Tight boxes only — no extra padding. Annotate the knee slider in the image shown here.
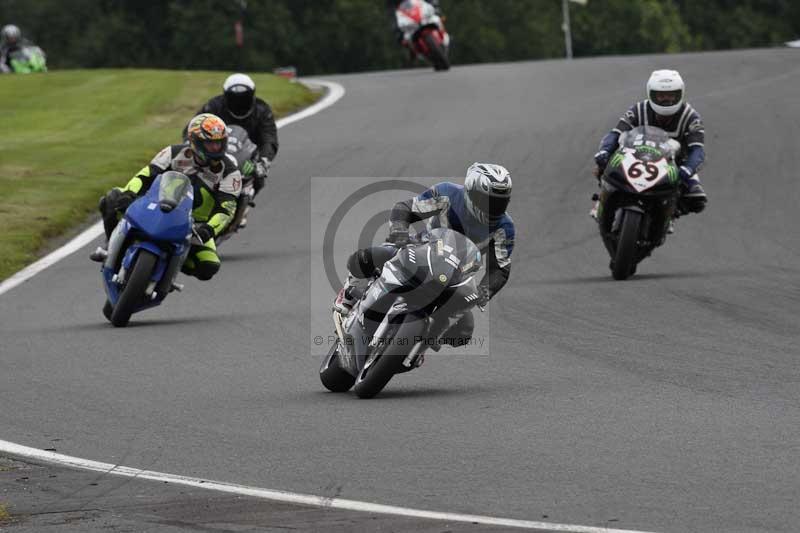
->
[193,261,220,281]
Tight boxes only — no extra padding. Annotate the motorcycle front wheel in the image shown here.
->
[320,341,356,392]
[423,33,450,71]
[353,318,424,399]
[612,210,642,281]
[110,249,157,327]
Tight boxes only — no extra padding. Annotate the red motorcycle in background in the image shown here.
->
[395,0,450,71]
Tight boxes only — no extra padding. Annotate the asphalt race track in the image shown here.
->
[2,49,799,533]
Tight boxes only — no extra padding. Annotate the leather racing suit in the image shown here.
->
[100,144,243,280]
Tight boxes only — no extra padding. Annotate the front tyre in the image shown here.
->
[320,342,356,392]
[353,319,424,399]
[423,33,450,71]
[353,344,404,399]
[110,250,157,327]
[612,210,642,281]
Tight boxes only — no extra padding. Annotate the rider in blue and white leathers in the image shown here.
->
[334,163,515,351]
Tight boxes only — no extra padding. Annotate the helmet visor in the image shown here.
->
[468,189,510,221]
[203,139,226,159]
[650,89,683,107]
[225,88,255,117]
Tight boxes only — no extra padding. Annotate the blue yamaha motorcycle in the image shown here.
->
[101,171,194,327]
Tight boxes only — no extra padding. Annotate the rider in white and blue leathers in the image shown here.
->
[334,163,515,352]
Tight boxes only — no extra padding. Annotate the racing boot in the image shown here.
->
[680,177,708,213]
[89,246,108,263]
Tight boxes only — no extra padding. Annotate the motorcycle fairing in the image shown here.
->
[100,173,192,310]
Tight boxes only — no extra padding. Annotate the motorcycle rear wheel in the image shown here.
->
[110,250,157,327]
[612,210,642,281]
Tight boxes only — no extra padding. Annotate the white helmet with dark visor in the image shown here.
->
[647,69,685,117]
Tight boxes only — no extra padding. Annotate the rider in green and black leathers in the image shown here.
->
[91,114,243,281]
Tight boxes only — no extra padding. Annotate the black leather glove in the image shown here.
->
[110,188,136,210]
[387,229,410,247]
[100,189,135,216]
[387,221,410,247]
[193,223,215,244]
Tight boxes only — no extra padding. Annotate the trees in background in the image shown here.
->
[1,0,798,74]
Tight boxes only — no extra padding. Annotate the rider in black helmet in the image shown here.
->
[183,73,278,198]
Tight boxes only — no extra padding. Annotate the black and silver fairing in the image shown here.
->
[339,228,481,373]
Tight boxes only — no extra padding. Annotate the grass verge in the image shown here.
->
[0,502,9,522]
[0,69,318,281]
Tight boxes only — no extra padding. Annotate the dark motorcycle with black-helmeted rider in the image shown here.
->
[596,125,686,280]
[320,228,483,399]
[217,125,258,244]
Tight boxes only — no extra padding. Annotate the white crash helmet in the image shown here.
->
[1,24,21,46]
[647,69,685,117]
[223,73,256,119]
[463,163,512,225]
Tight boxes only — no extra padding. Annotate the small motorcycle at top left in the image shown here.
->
[99,171,194,327]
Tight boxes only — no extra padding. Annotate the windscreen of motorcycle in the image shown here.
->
[158,171,193,206]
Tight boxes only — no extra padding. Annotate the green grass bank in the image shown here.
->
[0,70,318,281]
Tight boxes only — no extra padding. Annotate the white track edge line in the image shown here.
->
[0,439,657,533]
[0,79,345,298]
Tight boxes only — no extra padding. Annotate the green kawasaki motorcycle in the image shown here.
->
[7,45,47,73]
